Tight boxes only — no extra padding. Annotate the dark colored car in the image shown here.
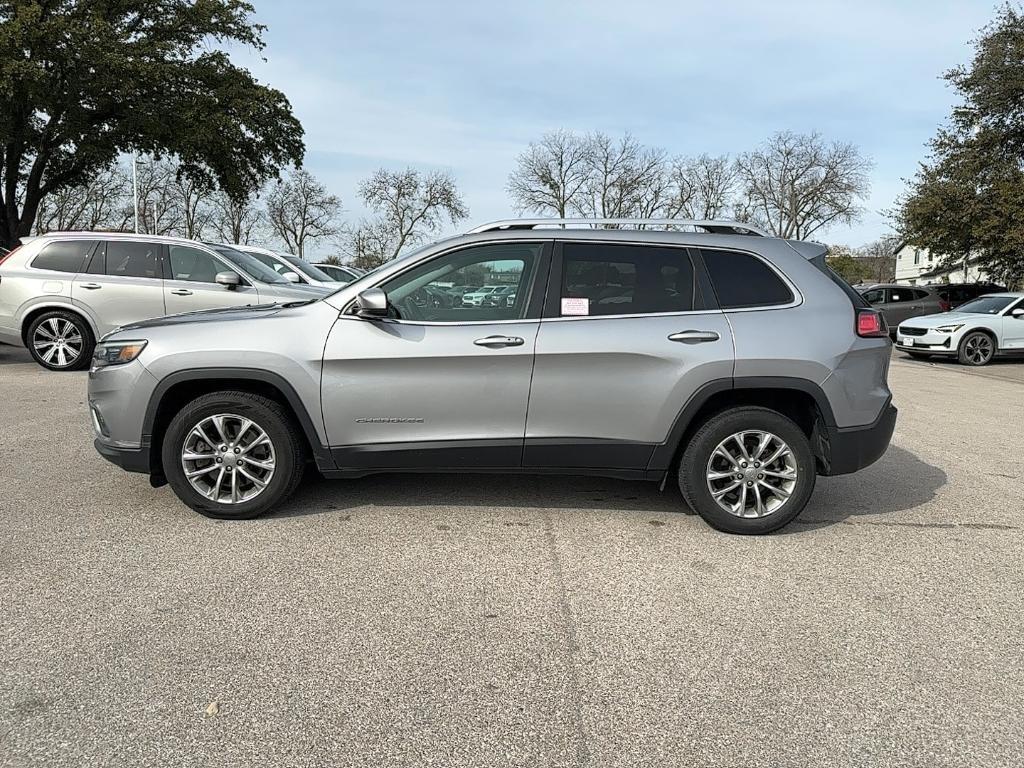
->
[933,283,1008,311]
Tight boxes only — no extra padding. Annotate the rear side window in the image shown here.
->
[31,241,96,273]
[701,249,793,308]
[560,242,695,316]
[104,241,162,279]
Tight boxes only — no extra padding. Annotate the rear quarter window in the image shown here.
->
[30,240,97,273]
[701,249,794,309]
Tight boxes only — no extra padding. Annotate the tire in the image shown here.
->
[25,311,94,371]
[678,407,816,535]
[957,331,995,366]
[161,391,306,519]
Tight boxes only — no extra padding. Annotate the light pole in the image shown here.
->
[132,153,140,233]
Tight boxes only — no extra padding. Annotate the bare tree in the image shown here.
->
[171,174,213,240]
[135,157,182,236]
[265,169,341,257]
[345,167,468,268]
[576,133,668,220]
[508,130,591,217]
[671,154,740,220]
[735,131,871,239]
[210,189,264,244]
[34,163,133,234]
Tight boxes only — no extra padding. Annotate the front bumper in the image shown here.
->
[94,438,151,474]
[894,328,957,354]
[817,403,898,476]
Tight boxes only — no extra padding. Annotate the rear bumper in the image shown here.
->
[94,438,151,474]
[818,403,897,476]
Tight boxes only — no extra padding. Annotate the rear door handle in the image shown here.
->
[80,282,102,290]
[474,335,524,348]
[170,289,193,296]
[668,330,720,344]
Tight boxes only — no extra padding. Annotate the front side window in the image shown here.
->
[105,241,162,279]
[211,246,288,284]
[168,245,224,283]
[558,242,695,317]
[380,242,542,323]
[31,240,96,273]
[701,249,793,309]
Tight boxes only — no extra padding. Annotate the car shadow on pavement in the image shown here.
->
[269,444,947,532]
[0,343,32,365]
[787,445,947,532]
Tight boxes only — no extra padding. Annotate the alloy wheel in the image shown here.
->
[964,334,993,365]
[705,430,798,518]
[181,413,276,504]
[32,318,84,368]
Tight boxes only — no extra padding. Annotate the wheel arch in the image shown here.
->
[143,368,333,480]
[20,303,97,346]
[648,377,835,474]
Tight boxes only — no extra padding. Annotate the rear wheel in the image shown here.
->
[678,407,816,535]
[161,391,305,519]
[958,331,995,366]
[26,311,93,371]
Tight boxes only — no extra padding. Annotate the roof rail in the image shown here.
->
[467,218,770,237]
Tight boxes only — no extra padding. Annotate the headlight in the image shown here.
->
[93,340,147,367]
[935,324,964,333]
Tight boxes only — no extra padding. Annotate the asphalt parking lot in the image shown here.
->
[1,344,1022,768]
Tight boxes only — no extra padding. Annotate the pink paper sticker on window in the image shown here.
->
[561,297,589,316]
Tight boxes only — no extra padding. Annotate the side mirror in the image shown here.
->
[215,271,241,290]
[283,271,301,284]
[355,287,389,319]
[1012,308,1024,318]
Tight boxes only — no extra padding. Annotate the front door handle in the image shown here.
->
[668,330,720,344]
[474,335,524,348]
[170,289,193,296]
[80,282,102,290]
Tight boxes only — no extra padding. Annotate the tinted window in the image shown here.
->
[913,289,931,300]
[105,241,162,279]
[168,245,223,283]
[31,241,96,273]
[887,287,914,303]
[956,296,1016,315]
[862,288,884,304]
[212,246,288,284]
[381,242,542,322]
[560,243,695,316]
[701,249,793,309]
[280,254,337,282]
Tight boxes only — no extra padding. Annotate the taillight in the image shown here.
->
[857,309,888,338]
[938,300,951,312]
[0,245,20,268]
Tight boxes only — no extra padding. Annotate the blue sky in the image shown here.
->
[240,0,997,248]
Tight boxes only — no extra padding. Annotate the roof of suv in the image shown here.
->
[23,231,208,247]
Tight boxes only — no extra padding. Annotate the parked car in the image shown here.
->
[857,284,944,332]
[462,285,502,306]
[484,285,517,306]
[895,292,1024,365]
[932,282,1008,311]
[313,263,365,283]
[88,218,896,535]
[0,233,329,371]
[232,245,344,288]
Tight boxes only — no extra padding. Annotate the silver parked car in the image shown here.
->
[313,263,365,283]
[0,233,330,371]
[232,245,344,288]
[88,218,897,535]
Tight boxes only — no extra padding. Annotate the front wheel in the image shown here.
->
[161,391,306,519]
[958,331,995,366]
[678,407,816,535]
[26,311,94,371]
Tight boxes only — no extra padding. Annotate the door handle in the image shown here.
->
[79,282,102,290]
[474,335,525,348]
[668,330,720,344]
[170,289,193,296]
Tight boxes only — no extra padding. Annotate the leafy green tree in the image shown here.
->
[897,4,1024,288]
[0,0,304,249]
[826,246,872,285]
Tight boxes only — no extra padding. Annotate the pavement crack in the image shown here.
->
[543,512,592,767]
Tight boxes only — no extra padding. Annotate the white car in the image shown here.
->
[231,245,345,288]
[461,285,501,307]
[895,292,1024,366]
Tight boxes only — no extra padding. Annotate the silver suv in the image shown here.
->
[0,233,331,370]
[87,219,897,534]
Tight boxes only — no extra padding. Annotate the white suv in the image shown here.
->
[0,233,330,370]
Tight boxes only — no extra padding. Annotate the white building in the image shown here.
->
[893,242,993,285]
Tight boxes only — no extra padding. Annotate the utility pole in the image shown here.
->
[132,154,140,234]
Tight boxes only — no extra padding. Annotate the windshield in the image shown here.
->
[212,246,289,284]
[955,296,1015,315]
[280,254,340,282]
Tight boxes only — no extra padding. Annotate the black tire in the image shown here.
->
[25,310,94,371]
[161,391,306,519]
[678,407,816,535]
[957,331,995,366]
